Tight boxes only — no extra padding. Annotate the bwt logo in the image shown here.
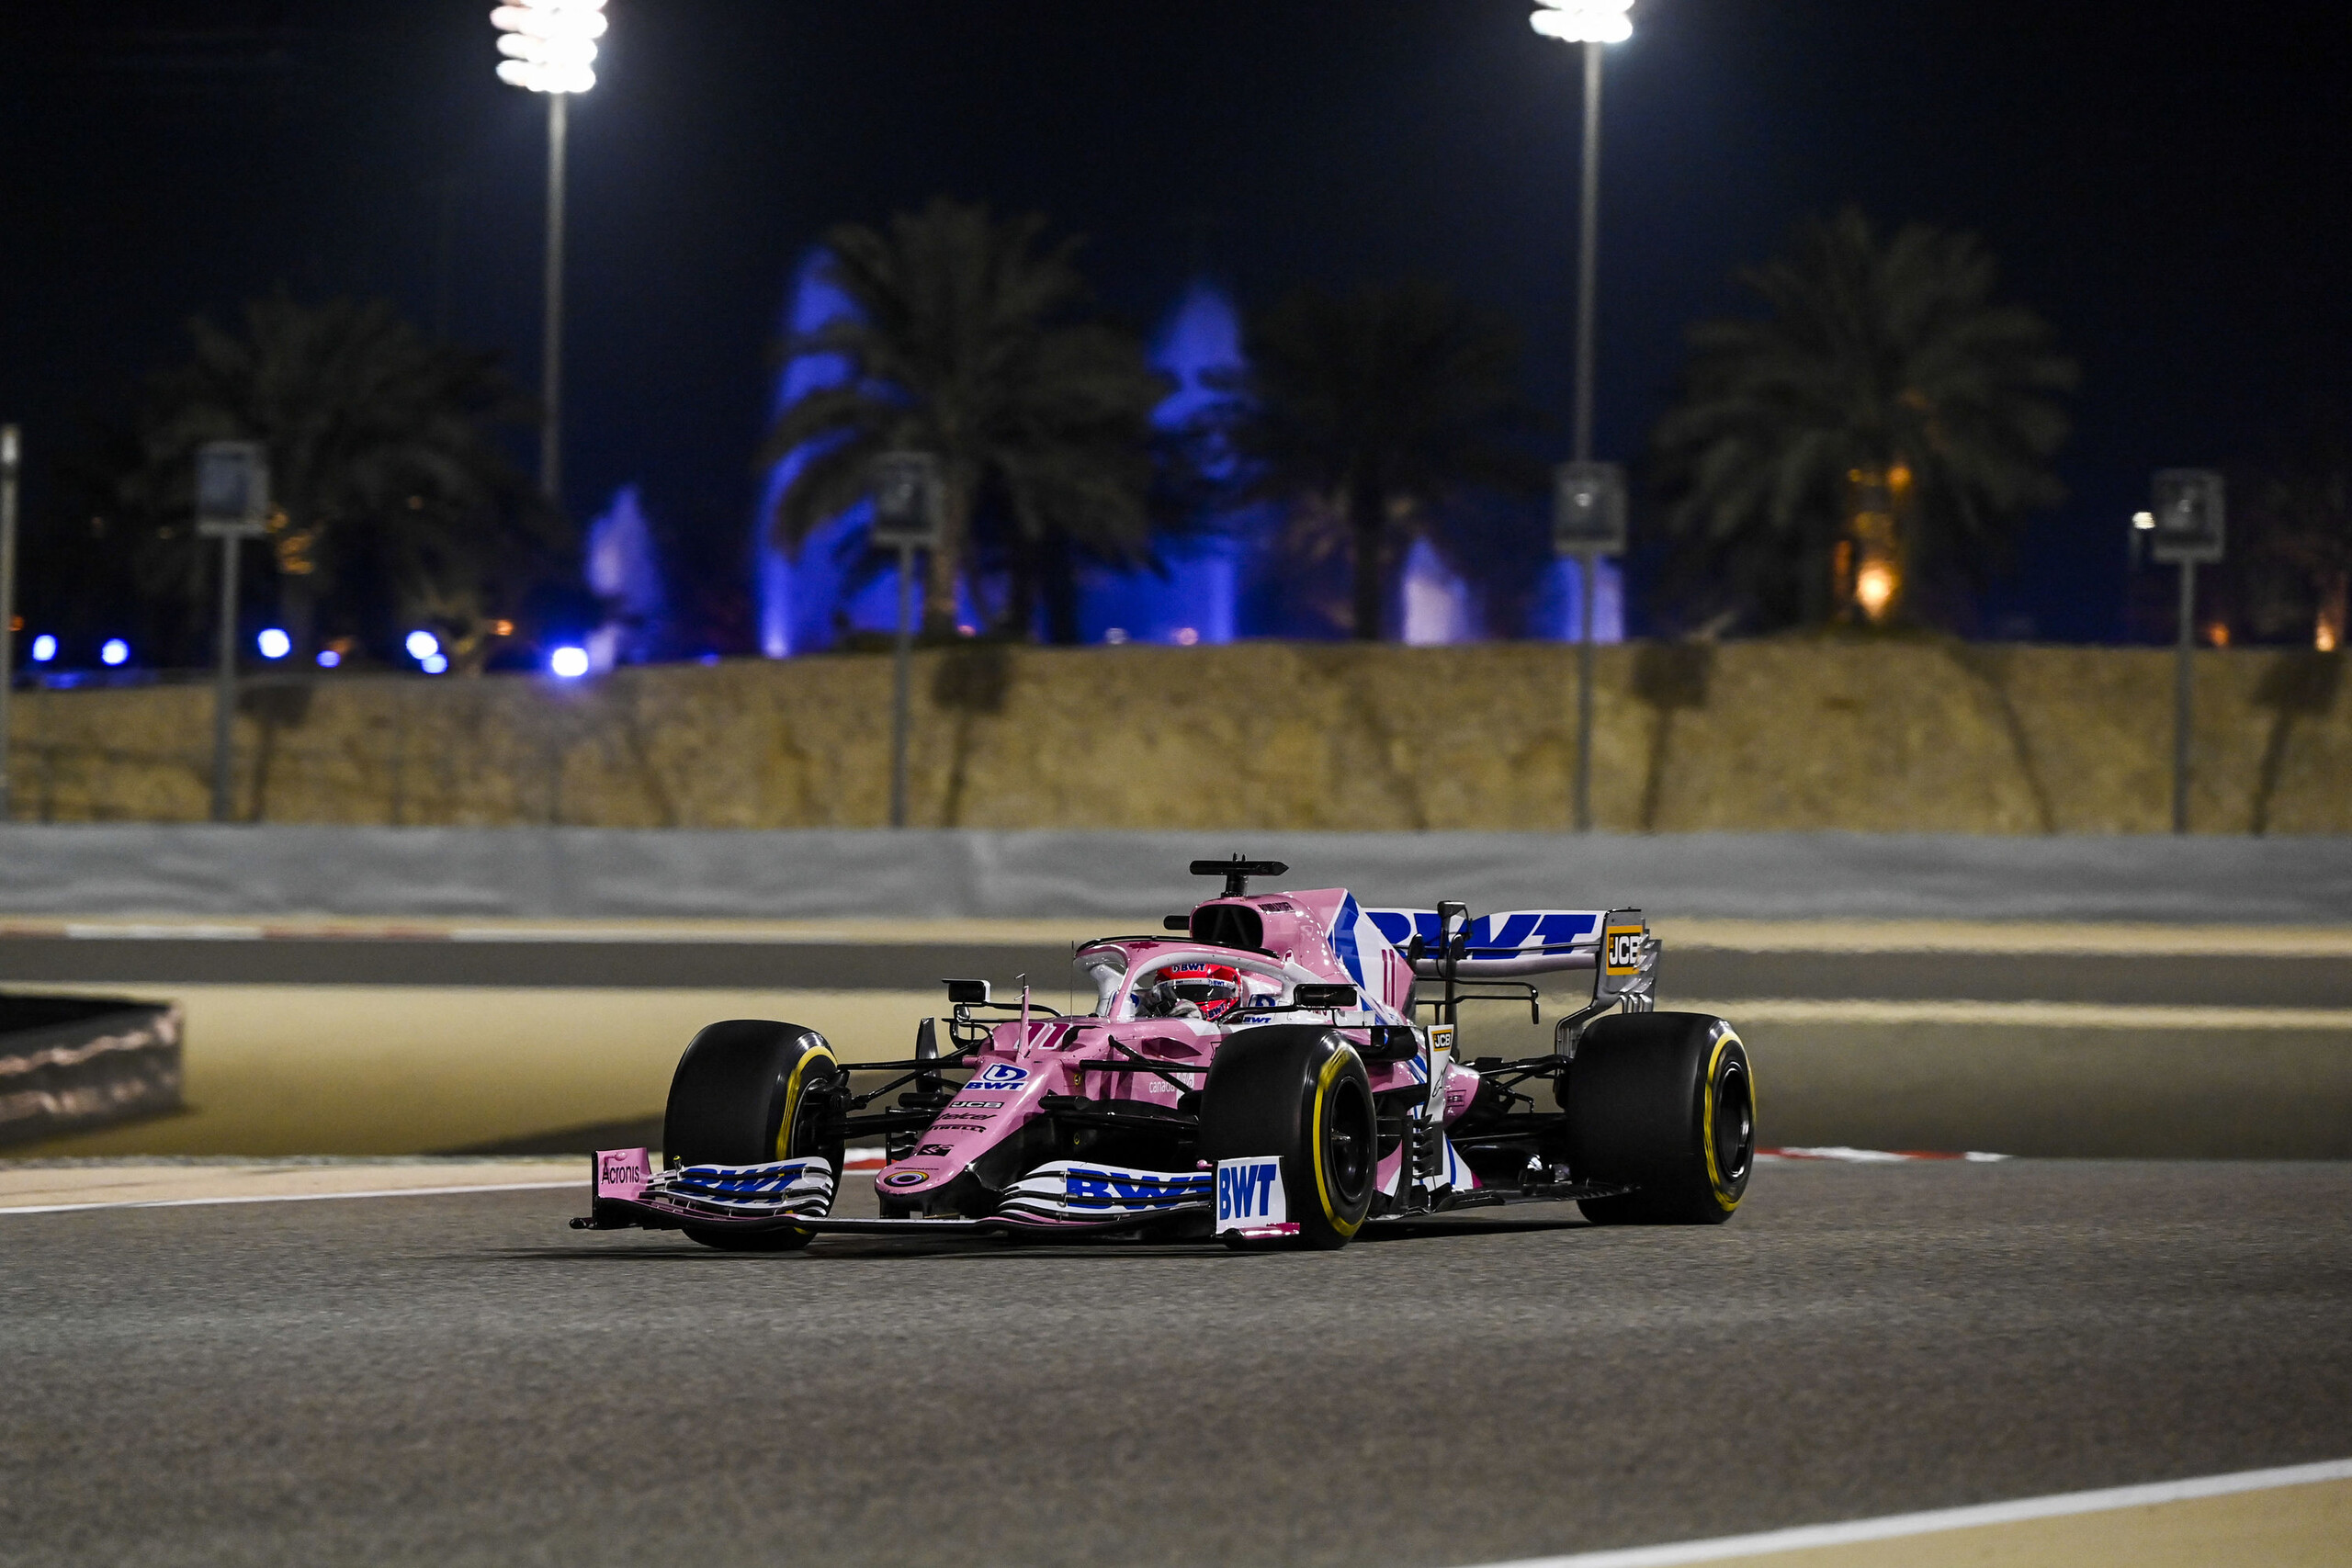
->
[704,1173,804,1195]
[970,1064,1031,1089]
[1069,1173,1197,1203]
[1216,1159,1284,1225]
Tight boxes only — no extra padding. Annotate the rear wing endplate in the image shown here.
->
[1591,909,1657,1011]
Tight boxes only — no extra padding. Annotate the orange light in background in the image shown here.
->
[1854,561,1897,623]
[2204,622,2230,648]
[2320,625,2340,653]
[492,619,515,637]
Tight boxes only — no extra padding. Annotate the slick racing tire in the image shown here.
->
[1200,1025,1377,1251]
[1564,1011,1754,1226]
[662,1020,842,1252]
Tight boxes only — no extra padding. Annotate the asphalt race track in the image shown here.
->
[5,1159,2348,1566]
[6,931,2351,1006]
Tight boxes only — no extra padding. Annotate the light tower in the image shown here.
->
[1530,0,1634,468]
[1532,0,1634,832]
[491,0,608,507]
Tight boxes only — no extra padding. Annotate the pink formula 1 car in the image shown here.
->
[573,857,1755,1250]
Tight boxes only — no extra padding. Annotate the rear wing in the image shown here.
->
[1363,905,1657,1007]
[1364,908,1603,978]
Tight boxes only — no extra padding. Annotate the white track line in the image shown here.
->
[1686,997,2352,1030]
[10,1151,893,1216]
[1456,1457,2352,1568]
[2,1179,582,1217]
[1758,1146,2010,1164]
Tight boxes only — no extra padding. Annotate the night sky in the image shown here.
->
[4,1,2346,643]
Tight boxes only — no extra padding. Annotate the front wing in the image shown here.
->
[573,1148,1624,1241]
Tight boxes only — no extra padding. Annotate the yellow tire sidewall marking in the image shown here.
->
[1700,1028,1746,1213]
[1311,1044,1365,1237]
[775,1040,836,1164]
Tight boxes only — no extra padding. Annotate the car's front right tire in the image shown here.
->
[662,1020,841,1252]
[1200,1025,1377,1250]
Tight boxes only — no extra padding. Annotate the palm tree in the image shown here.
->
[117,294,553,664]
[1652,209,2076,630]
[2236,423,2352,649]
[762,198,1169,637]
[1209,281,1532,640]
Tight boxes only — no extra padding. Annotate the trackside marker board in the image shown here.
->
[1215,1157,1286,1235]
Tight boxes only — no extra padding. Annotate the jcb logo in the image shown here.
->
[1605,927,1645,975]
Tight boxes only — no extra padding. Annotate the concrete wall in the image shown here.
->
[6,640,2346,833]
[6,826,2349,920]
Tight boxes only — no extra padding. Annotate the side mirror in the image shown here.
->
[1295,983,1358,1010]
[943,978,991,1006]
[1358,1025,1421,1063]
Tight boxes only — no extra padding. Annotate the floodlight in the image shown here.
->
[492,0,607,94]
[1532,0,1634,44]
[549,645,590,678]
[100,638,130,667]
[30,634,55,663]
[1855,561,1898,622]
[421,653,450,675]
[406,630,441,661]
[256,627,291,660]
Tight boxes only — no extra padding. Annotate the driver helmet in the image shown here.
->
[1144,961,1250,1021]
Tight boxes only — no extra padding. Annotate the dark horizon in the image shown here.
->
[5,0,2346,646]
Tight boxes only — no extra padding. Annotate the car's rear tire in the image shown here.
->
[1200,1025,1377,1250]
[1564,1011,1753,1225]
[662,1020,842,1252]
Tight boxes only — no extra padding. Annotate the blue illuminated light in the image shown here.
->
[99,638,130,667]
[548,646,590,679]
[256,627,291,660]
[316,649,343,669]
[404,630,440,661]
[584,485,668,667]
[758,270,1273,653]
[29,634,56,663]
[420,653,449,675]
